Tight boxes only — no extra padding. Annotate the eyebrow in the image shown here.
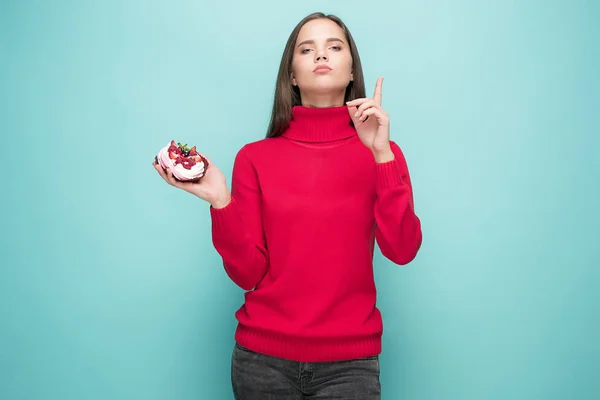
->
[296,37,345,48]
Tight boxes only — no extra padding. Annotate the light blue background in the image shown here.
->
[1,1,598,399]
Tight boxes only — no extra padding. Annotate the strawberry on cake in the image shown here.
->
[156,141,209,182]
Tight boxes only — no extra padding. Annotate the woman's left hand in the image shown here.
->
[347,77,393,161]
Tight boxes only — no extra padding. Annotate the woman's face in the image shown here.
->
[291,18,353,107]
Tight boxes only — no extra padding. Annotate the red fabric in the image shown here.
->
[210,105,422,362]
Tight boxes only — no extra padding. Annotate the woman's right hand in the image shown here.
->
[152,155,231,208]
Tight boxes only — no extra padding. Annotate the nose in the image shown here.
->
[316,51,328,62]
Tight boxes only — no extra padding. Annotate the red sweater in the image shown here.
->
[210,105,422,362]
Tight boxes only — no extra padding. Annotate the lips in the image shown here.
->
[313,65,332,72]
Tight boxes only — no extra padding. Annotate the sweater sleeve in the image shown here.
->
[374,140,423,265]
[210,145,268,290]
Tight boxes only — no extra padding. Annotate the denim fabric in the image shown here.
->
[231,342,381,399]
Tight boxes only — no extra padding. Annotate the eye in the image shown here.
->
[300,45,343,54]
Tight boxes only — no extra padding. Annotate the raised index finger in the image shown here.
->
[373,77,383,106]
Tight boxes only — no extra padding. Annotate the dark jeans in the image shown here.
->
[231,342,381,399]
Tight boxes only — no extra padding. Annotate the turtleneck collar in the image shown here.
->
[281,105,357,143]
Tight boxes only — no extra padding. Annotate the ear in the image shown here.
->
[291,73,296,86]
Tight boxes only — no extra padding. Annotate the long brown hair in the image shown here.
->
[265,13,366,139]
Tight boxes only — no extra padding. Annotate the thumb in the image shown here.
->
[347,105,359,123]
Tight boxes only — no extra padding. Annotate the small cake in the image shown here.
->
[155,140,209,182]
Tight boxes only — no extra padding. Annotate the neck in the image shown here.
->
[282,105,357,143]
[296,89,346,108]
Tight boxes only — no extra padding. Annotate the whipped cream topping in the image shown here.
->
[157,143,206,181]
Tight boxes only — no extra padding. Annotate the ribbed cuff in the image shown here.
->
[209,196,239,230]
[375,159,404,191]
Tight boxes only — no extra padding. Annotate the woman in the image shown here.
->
[153,12,422,400]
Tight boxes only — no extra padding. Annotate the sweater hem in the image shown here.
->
[234,324,382,362]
